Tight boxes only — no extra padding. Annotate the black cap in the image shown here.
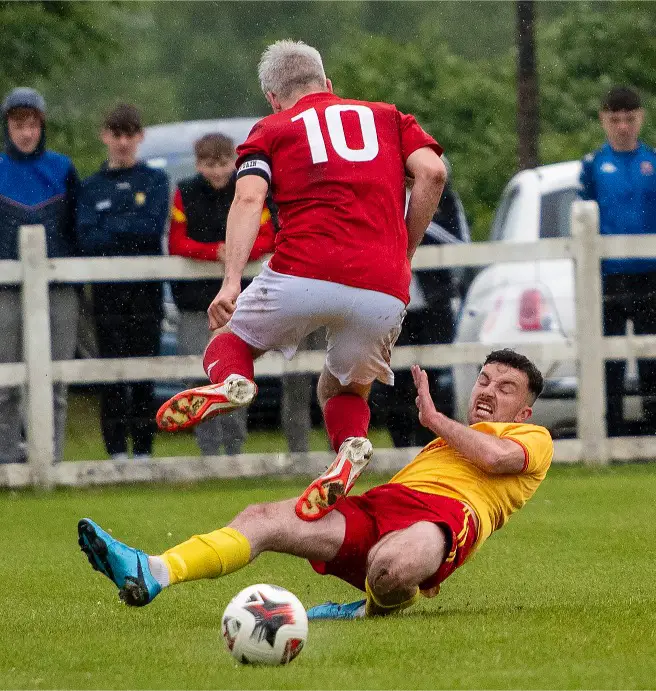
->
[2,87,46,117]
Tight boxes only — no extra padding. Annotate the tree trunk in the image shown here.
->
[516,0,539,169]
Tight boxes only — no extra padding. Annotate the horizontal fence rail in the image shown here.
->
[2,204,656,488]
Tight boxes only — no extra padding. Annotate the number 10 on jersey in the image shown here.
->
[292,105,380,164]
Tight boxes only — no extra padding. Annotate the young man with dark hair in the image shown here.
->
[78,348,553,620]
[168,133,274,456]
[76,103,169,461]
[579,85,656,436]
[482,348,544,401]
[0,87,79,463]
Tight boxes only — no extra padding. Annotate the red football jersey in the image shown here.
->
[236,92,442,304]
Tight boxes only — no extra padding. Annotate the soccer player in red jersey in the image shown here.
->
[156,40,447,521]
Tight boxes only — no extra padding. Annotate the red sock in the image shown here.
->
[202,333,255,384]
[323,394,370,452]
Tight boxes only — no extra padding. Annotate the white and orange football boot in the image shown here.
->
[295,437,373,521]
[156,374,257,432]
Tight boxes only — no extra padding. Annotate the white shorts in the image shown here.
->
[229,263,406,386]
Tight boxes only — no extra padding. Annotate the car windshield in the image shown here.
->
[539,188,578,238]
[490,186,522,241]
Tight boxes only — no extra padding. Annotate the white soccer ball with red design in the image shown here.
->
[221,583,308,665]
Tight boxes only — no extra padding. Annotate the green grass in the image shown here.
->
[1,464,656,689]
[63,392,393,460]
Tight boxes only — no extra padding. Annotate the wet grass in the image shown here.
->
[1,464,655,689]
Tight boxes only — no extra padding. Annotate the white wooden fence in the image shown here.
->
[2,200,656,489]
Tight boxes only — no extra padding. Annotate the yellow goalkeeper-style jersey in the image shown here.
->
[389,422,553,548]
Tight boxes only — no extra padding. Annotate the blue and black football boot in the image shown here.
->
[77,518,161,607]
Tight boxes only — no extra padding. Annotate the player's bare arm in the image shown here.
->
[411,364,527,474]
[405,148,447,260]
[207,175,268,330]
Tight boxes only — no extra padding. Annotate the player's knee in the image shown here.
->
[317,369,342,408]
[233,500,297,548]
[235,502,279,531]
[367,551,415,594]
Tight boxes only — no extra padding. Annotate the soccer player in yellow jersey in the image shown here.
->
[78,349,553,619]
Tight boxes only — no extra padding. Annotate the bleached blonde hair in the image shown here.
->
[258,40,327,99]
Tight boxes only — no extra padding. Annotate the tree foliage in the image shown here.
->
[330,1,656,238]
[329,36,516,238]
[0,1,126,174]
[2,1,654,235]
[0,2,117,94]
[539,1,656,164]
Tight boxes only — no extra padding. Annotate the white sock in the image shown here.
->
[148,556,170,588]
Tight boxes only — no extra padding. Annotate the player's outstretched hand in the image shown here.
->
[411,364,439,430]
[208,283,241,330]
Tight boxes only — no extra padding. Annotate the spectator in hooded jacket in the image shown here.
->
[76,103,169,461]
[0,87,79,463]
[168,133,274,455]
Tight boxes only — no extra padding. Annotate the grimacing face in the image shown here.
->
[599,108,644,152]
[467,361,533,425]
[7,110,42,154]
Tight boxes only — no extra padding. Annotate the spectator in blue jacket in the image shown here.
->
[0,87,79,464]
[579,86,656,436]
[76,104,169,460]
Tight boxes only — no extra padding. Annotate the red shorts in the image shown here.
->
[309,484,477,594]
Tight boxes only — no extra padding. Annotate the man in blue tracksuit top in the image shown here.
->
[76,104,169,460]
[579,86,656,436]
[0,87,79,463]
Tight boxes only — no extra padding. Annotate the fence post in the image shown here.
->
[571,201,609,465]
[19,225,55,488]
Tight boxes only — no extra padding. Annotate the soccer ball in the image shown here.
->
[221,584,308,665]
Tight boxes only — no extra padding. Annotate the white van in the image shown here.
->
[453,161,641,437]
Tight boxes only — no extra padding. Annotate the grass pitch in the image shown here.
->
[1,464,655,690]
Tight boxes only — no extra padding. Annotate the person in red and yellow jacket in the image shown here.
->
[168,133,275,456]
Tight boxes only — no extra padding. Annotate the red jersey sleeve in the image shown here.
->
[168,187,222,261]
[398,111,443,161]
[236,121,273,185]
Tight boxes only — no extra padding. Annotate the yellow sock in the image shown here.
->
[160,527,251,585]
[365,578,420,617]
